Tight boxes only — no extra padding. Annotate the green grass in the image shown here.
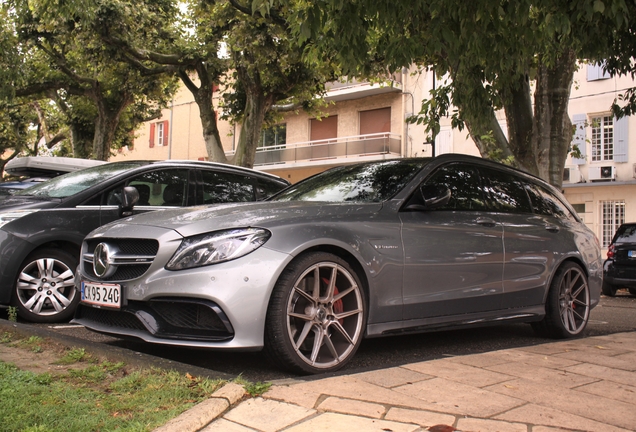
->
[0,359,226,432]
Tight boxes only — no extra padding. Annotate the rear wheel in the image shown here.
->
[601,280,618,297]
[532,262,590,339]
[265,252,366,374]
[11,248,79,323]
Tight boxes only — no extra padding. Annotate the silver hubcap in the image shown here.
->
[286,262,364,369]
[17,258,75,316]
[558,267,590,334]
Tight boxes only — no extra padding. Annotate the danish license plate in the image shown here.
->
[81,281,121,308]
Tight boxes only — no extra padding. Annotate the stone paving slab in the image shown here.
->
[223,398,315,432]
[317,397,386,418]
[403,358,513,387]
[283,412,419,432]
[353,366,433,388]
[455,417,527,432]
[484,360,598,388]
[384,407,455,428]
[494,403,632,432]
[486,377,636,430]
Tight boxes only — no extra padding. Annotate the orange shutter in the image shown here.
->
[149,123,155,148]
[163,120,169,146]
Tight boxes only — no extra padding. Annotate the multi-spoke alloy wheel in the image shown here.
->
[266,252,366,374]
[532,262,590,338]
[12,248,79,323]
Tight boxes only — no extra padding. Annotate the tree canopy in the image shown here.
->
[253,0,634,187]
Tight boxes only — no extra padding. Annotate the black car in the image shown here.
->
[603,222,636,296]
[0,160,290,323]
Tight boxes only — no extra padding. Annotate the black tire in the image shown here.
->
[532,262,590,339]
[602,280,618,297]
[264,252,367,375]
[629,288,636,296]
[11,248,80,323]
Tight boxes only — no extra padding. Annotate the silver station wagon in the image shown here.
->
[74,154,602,374]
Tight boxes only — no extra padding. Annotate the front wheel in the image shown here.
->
[532,262,590,339]
[11,248,80,323]
[265,252,366,374]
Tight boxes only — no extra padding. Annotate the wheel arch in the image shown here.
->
[543,256,590,304]
[291,244,371,308]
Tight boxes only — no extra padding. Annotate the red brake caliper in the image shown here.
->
[322,277,344,324]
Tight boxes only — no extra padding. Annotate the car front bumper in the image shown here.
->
[73,245,293,350]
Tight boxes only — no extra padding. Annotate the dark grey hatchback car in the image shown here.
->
[0,160,290,323]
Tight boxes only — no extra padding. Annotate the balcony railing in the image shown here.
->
[227,133,402,166]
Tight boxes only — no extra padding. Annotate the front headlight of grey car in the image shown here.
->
[166,227,271,270]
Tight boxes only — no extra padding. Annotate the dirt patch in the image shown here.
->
[0,333,92,375]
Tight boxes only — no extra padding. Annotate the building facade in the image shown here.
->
[112,64,635,252]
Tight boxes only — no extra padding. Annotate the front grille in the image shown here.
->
[84,264,152,282]
[82,238,159,282]
[76,299,234,342]
[86,238,159,256]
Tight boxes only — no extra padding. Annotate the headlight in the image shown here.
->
[166,228,271,270]
[0,209,41,229]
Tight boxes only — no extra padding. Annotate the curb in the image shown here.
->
[154,382,247,432]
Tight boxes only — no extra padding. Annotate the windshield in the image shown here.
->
[14,162,147,199]
[271,159,429,203]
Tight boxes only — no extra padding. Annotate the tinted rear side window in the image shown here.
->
[526,183,575,221]
[201,171,255,204]
[480,167,533,214]
[423,164,487,211]
[613,225,636,244]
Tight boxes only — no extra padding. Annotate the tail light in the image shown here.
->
[607,243,615,259]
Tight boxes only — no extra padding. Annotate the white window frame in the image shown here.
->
[591,115,614,162]
[600,200,624,247]
[157,122,165,147]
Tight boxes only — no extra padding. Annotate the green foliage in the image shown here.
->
[56,348,88,365]
[0,359,225,432]
[7,307,18,323]
[234,375,272,396]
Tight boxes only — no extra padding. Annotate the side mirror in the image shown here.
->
[420,184,451,209]
[120,186,140,216]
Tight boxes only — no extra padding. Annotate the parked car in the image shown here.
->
[0,160,290,323]
[602,222,636,296]
[74,154,602,374]
[0,157,106,197]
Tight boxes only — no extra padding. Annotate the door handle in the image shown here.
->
[475,217,497,227]
[545,225,560,233]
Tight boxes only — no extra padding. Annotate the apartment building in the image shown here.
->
[112,64,635,250]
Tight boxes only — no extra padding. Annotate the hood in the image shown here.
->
[0,196,58,211]
[111,200,383,238]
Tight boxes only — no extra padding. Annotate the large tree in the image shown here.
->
[100,0,335,168]
[3,0,178,161]
[256,0,632,187]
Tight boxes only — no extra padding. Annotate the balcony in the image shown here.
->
[245,133,402,167]
[325,75,403,102]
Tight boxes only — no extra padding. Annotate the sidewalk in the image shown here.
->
[159,331,636,432]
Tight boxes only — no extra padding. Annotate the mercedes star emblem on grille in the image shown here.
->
[93,243,116,278]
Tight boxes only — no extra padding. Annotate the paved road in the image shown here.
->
[5,292,636,382]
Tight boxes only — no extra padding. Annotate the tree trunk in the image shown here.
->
[179,69,228,164]
[531,49,577,189]
[233,91,273,168]
[92,94,132,161]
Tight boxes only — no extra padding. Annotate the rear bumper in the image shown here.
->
[603,259,636,288]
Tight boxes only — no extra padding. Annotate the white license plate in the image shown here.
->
[81,281,121,308]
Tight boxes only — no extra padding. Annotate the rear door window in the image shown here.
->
[479,167,533,214]
[423,163,487,211]
[200,170,255,204]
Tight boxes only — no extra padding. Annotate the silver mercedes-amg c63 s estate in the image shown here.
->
[74,154,602,374]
